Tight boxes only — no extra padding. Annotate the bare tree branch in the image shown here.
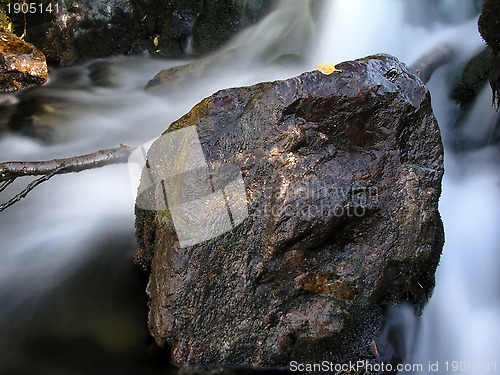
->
[410,44,455,83]
[0,178,16,193]
[0,144,136,212]
[0,144,136,181]
[0,167,63,211]
[409,44,456,84]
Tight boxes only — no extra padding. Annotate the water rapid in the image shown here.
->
[0,0,498,373]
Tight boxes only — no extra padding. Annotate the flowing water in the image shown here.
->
[0,0,498,374]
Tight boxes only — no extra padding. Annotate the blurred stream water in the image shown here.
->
[0,0,498,374]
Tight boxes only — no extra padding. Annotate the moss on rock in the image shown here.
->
[479,0,500,54]
[0,6,12,33]
[451,47,494,106]
[0,31,48,92]
[478,0,500,109]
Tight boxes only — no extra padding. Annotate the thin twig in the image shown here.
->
[0,144,137,212]
[0,178,16,193]
[0,167,62,212]
[0,144,136,182]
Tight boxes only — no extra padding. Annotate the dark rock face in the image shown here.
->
[192,0,272,54]
[15,0,136,65]
[451,47,493,107]
[478,0,500,108]
[0,8,12,33]
[135,54,444,369]
[133,0,273,56]
[11,0,273,65]
[479,0,500,55]
[0,32,47,92]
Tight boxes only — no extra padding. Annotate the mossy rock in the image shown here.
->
[451,47,493,106]
[479,0,500,54]
[193,0,274,54]
[0,7,12,33]
[478,0,500,109]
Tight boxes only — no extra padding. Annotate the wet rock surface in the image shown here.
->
[135,54,444,370]
[8,0,273,66]
[0,32,47,92]
[14,0,137,65]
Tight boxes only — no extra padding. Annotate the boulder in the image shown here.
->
[0,32,47,92]
[135,54,444,370]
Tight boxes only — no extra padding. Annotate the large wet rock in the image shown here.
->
[0,32,47,92]
[135,54,444,370]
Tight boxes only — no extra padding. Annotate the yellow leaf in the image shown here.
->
[316,62,341,75]
[153,36,159,47]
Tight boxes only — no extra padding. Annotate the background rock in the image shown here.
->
[9,0,137,65]
[451,47,493,107]
[478,0,500,108]
[5,0,274,66]
[478,0,500,54]
[0,5,12,32]
[135,54,445,369]
[0,32,47,91]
